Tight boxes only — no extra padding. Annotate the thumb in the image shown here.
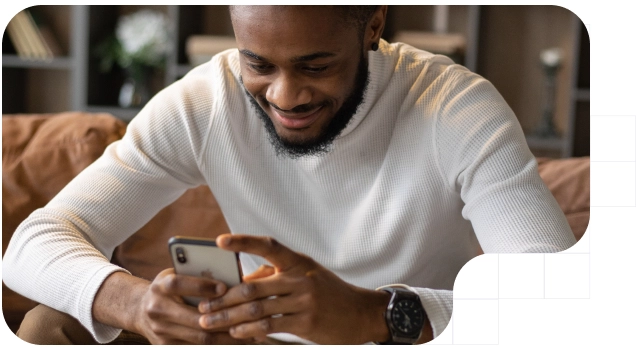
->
[242,265,275,282]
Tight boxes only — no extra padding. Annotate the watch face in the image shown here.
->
[390,299,424,336]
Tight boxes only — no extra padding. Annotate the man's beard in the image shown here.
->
[244,54,369,159]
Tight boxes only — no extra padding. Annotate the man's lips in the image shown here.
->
[272,106,324,129]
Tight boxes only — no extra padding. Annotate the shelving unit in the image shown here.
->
[569,21,590,158]
[385,5,480,72]
[1,55,73,69]
[2,5,234,121]
[475,5,589,158]
[170,5,234,82]
[2,5,589,157]
[4,6,72,114]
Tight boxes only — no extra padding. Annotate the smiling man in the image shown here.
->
[3,6,577,345]
[237,6,371,158]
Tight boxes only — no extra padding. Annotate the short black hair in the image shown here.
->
[334,5,379,37]
[229,5,379,38]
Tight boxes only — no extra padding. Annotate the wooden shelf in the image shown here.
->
[2,55,73,70]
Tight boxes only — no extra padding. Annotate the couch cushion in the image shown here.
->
[537,157,590,241]
[2,112,127,254]
[2,112,127,332]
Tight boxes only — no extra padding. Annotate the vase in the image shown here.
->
[118,65,152,108]
[532,65,559,138]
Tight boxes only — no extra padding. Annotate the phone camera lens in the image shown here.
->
[176,247,187,264]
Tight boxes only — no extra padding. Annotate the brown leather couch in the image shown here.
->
[1,112,590,334]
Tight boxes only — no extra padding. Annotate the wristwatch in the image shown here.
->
[378,287,427,345]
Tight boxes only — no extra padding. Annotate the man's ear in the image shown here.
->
[365,5,388,51]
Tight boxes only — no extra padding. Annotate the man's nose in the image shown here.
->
[265,72,311,111]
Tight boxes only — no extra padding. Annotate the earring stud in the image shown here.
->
[371,42,379,51]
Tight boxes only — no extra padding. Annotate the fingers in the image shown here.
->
[142,289,202,329]
[199,294,299,330]
[216,234,307,272]
[140,269,260,345]
[146,321,204,344]
[199,274,294,313]
[142,292,252,344]
[146,268,228,330]
[150,322,252,345]
[153,268,227,299]
[229,313,306,340]
[242,265,275,282]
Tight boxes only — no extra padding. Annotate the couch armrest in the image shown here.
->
[537,157,590,241]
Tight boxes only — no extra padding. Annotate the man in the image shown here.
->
[3,6,576,345]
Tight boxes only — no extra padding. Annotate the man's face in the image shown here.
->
[231,6,369,158]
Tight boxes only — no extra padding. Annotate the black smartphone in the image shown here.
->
[168,236,242,306]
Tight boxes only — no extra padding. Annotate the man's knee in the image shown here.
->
[16,304,97,345]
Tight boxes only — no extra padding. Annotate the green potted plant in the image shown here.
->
[95,9,173,108]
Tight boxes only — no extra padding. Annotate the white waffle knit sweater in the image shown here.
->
[3,40,576,344]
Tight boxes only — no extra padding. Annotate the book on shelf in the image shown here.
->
[6,11,33,58]
[38,26,63,57]
[392,31,465,56]
[6,9,61,60]
[186,35,237,67]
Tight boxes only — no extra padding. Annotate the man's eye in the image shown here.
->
[248,63,273,73]
[303,66,328,73]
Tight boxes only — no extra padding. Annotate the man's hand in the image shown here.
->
[93,269,255,344]
[197,234,392,344]
[135,268,255,344]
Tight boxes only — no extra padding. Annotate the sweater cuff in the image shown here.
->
[77,264,131,344]
[376,284,453,339]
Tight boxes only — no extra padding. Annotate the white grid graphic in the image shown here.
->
[425,2,636,344]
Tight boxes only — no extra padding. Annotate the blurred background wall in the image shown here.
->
[2,5,589,158]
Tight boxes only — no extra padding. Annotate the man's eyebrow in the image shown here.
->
[290,52,336,63]
[240,49,266,61]
[239,49,336,63]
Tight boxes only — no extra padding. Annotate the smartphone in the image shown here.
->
[168,236,242,306]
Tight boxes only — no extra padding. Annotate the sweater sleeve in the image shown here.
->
[403,65,577,341]
[2,76,213,343]
[413,288,453,338]
[433,66,577,253]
